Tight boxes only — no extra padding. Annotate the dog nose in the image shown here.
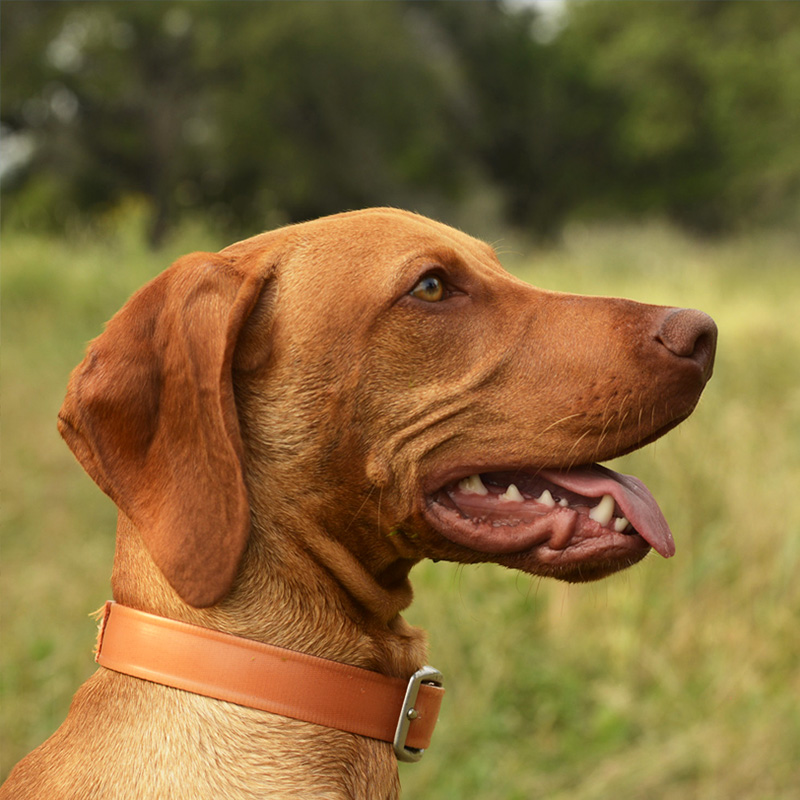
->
[656,308,718,381]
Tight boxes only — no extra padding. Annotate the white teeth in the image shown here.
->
[499,483,524,503]
[459,474,488,496]
[537,489,556,507]
[589,494,615,526]
[455,477,627,532]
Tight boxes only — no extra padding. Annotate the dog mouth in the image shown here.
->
[423,464,674,568]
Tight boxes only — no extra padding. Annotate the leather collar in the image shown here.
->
[95,602,444,761]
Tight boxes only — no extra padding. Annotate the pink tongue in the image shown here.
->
[539,465,675,558]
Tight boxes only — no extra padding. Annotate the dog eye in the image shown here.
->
[410,275,445,302]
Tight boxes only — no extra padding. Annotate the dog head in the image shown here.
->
[59,209,716,608]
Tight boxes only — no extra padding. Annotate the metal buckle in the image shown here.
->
[393,665,444,763]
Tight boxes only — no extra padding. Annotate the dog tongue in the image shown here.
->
[539,465,675,558]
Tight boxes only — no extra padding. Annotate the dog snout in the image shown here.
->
[655,308,718,382]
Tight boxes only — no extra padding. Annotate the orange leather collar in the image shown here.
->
[95,602,444,761]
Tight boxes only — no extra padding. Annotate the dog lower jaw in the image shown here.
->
[507,549,651,584]
[423,493,652,580]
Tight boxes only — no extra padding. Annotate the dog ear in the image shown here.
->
[57,252,272,608]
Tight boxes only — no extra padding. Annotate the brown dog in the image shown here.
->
[2,208,716,798]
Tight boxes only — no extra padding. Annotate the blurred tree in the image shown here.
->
[197,1,470,234]
[556,0,800,232]
[408,0,619,239]
[1,1,470,245]
[2,0,799,242]
[2,2,215,243]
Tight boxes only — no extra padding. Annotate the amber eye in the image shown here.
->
[410,275,445,302]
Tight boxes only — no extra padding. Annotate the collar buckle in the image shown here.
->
[393,665,444,762]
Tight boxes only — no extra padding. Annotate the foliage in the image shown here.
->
[2,219,799,796]
[2,1,799,244]
[558,0,800,232]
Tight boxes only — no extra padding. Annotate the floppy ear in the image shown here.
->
[57,252,271,607]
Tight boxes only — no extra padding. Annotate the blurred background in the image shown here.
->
[2,2,798,797]
[4,0,800,243]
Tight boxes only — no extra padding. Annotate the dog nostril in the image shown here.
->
[656,308,718,378]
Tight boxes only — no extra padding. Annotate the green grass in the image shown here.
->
[2,218,799,797]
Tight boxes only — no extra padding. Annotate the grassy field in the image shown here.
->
[2,217,799,797]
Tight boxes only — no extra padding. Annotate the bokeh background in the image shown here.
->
[2,2,798,797]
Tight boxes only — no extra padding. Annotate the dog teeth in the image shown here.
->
[456,476,630,532]
[459,474,488,495]
[499,483,524,503]
[589,494,615,526]
[537,489,556,507]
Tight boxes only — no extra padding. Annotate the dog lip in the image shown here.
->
[422,490,653,563]
[422,463,551,496]
[422,462,595,498]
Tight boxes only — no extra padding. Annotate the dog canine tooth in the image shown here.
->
[613,516,630,532]
[589,494,615,526]
[499,483,524,503]
[459,474,488,495]
[537,489,556,507]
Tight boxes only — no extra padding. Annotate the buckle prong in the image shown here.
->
[393,665,443,763]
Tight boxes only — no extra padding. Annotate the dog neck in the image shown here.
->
[110,513,428,681]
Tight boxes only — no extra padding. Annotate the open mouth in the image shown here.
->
[424,463,674,566]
